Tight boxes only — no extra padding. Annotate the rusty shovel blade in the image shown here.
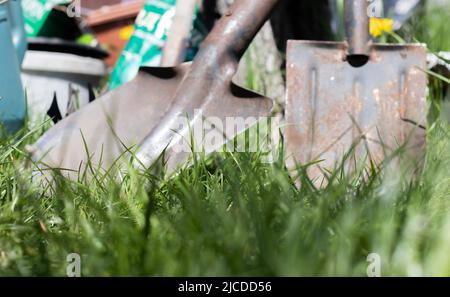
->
[285,41,428,182]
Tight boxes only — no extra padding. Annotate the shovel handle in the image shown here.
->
[344,0,370,57]
[199,0,279,63]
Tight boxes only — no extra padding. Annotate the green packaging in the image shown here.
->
[22,0,70,36]
[110,0,205,90]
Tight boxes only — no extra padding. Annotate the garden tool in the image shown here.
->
[0,0,27,133]
[285,0,427,182]
[31,0,276,177]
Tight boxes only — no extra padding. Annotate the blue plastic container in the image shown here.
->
[0,0,27,133]
[8,0,26,62]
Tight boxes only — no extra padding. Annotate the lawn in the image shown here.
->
[0,1,449,276]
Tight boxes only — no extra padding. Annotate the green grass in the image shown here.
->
[1,1,450,276]
[1,117,450,276]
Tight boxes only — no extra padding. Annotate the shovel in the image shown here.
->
[285,0,427,183]
[31,0,277,177]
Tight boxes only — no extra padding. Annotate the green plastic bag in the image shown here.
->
[109,0,205,90]
[22,0,70,37]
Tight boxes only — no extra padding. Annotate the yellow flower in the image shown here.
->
[370,18,394,37]
[119,25,135,41]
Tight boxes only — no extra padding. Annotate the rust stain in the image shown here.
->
[286,42,428,184]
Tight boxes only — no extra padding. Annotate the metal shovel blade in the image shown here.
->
[31,65,189,175]
[31,0,278,178]
[31,63,272,177]
[285,41,427,182]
